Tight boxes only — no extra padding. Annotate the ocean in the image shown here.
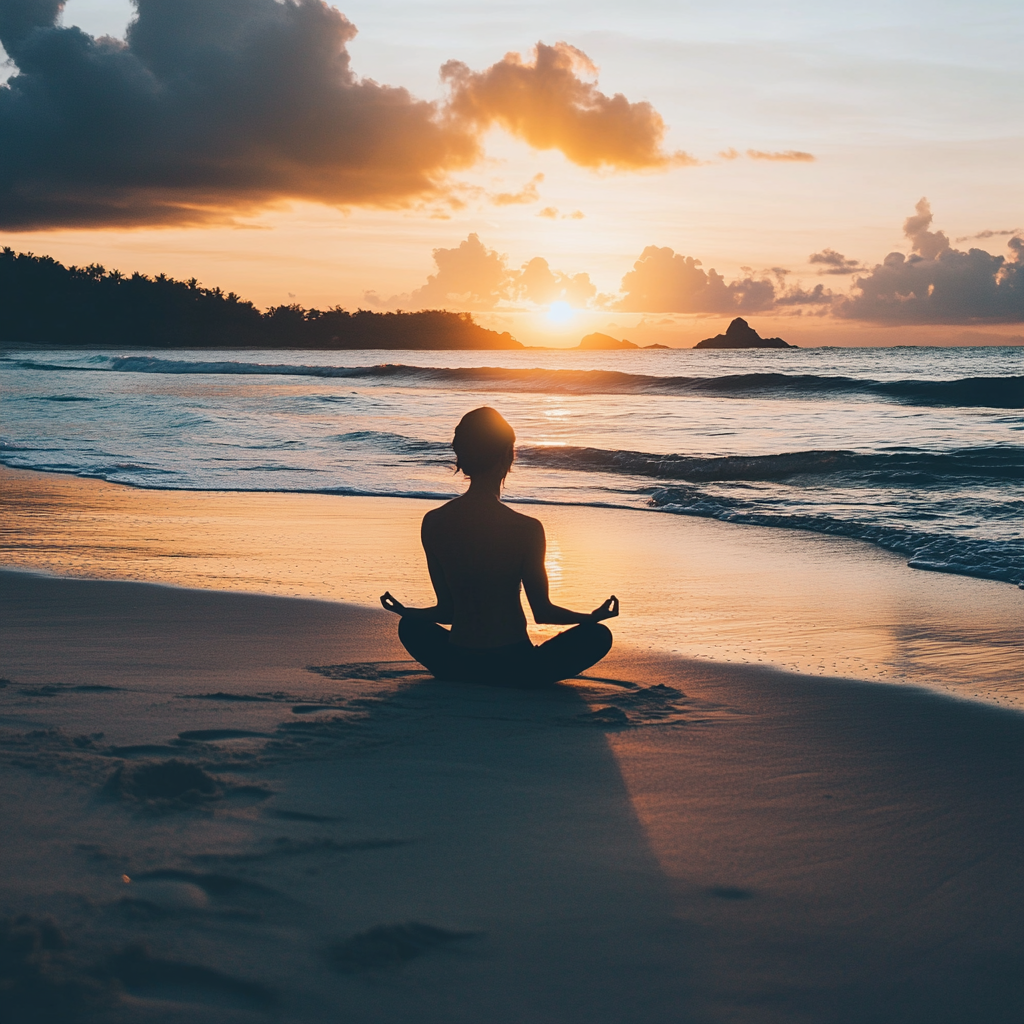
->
[1,344,1022,589]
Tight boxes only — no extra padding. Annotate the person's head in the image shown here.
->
[453,407,515,482]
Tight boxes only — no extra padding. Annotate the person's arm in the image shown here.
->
[379,514,455,622]
[521,518,619,625]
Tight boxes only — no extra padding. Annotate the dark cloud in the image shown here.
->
[955,228,1022,243]
[902,197,950,260]
[775,283,832,306]
[834,200,1024,323]
[809,248,862,275]
[0,0,479,227]
[0,2,682,229]
[441,42,695,171]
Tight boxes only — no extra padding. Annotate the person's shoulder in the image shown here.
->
[422,498,461,532]
[503,504,544,535]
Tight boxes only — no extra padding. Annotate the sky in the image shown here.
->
[1,0,1022,346]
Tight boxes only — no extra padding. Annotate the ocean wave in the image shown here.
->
[7,355,1021,408]
[518,444,1024,484]
[27,395,98,402]
[327,430,450,459]
[648,487,1024,587]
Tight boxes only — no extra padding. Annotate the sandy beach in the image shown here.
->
[1,471,1022,1023]
[3,467,1021,704]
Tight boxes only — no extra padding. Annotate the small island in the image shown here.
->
[577,332,638,350]
[694,317,793,349]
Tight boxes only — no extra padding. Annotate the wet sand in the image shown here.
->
[2,465,1021,704]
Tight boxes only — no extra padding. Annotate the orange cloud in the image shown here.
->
[514,257,596,306]
[410,234,510,310]
[617,248,777,313]
[746,150,816,162]
[536,207,585,219]
[386,234,596,311]
[0,3,684,229]
[616,247,831,313]
[441,42,695,170]
[491,174,544,207]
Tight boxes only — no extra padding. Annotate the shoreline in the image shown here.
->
[2,464,1021,590]
[2,464,1022,708]
[2,569,1022,1023]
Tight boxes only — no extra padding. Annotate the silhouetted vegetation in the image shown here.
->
[0,249,521,349]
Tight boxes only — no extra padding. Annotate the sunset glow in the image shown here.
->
[546,301,575,325]
[0,0,1019,346]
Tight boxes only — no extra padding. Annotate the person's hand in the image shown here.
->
[380,591,407,615]
[590,595,619,621]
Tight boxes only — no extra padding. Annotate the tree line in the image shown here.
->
[0,248,521,349]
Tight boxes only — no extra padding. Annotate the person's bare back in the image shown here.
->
[381,407,617,685]
[421,492,544,648]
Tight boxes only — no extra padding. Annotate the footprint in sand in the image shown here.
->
[327,922,478,973]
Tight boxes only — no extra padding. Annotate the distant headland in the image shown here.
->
[577,332,670,350]
[694,318,793,349]
[0,249,521,350]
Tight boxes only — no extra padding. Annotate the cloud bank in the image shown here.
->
[0,0,681,229]
[834,199,1024,323]
[396,202,1022,324]
[615,247,825,314]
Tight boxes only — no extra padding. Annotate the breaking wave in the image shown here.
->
[7,355,1022,408]
[518,444,1024,483]
[647,487,1024,588]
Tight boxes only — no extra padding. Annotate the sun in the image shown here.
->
[546,300,574,324]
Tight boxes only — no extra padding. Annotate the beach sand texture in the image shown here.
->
[1,471,1023,1022]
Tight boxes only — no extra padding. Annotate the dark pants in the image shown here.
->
[398,617,613,687]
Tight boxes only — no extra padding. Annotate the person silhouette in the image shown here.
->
[381,407,618,687]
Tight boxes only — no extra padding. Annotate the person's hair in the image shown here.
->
[452,407,515,479]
